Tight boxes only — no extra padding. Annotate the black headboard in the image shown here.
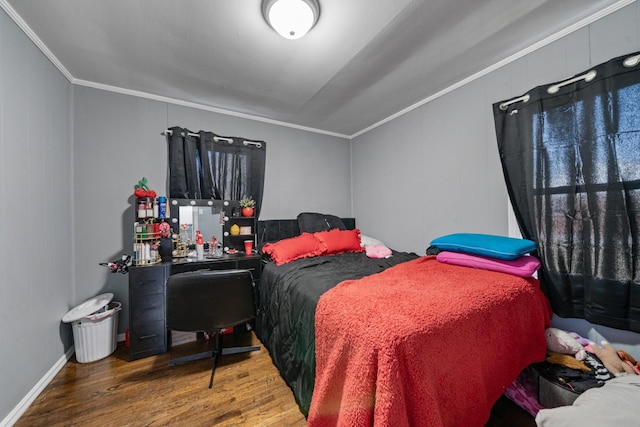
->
[257,218,356,249]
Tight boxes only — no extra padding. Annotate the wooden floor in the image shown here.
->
[15,331,536,427]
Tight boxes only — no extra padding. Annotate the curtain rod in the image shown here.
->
[499,94,530,111]
[547,70,597,94]
[161,129,262,148]
[500,68,599,110]
[623,53,640,67]
[501,53,638,111]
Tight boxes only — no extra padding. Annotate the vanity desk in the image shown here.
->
[128,198,260,362]
[128,254,261,362]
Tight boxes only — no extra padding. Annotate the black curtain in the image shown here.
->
[493,51,640,333]
[167,126,266,216]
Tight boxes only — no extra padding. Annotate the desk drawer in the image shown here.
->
[208,260,236,271]
[171,260,235,274]
[130,293,165,327]
[129,265,167,296]
[129,320,166,355]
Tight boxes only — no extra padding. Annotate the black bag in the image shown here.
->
[530,353,610,408]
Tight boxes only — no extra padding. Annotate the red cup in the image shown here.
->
[244,240,253,254]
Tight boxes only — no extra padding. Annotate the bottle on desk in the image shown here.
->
[210,236,218,257]
[158,196,167,218]
[196,231,204,260]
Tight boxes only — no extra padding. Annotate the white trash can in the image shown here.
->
[62,293,122,363]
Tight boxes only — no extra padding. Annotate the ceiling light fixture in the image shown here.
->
[262,0,320,40]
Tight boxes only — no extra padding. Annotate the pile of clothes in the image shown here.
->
[505,326,640,426]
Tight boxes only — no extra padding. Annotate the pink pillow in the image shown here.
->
[436,251,541,277]
[262,233,326,265]
[314,229,365,255]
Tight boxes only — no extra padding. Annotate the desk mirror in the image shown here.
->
[170,199,227,245]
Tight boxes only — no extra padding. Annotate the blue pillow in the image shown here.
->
[429,233,537,260]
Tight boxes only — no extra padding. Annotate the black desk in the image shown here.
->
[128,254,261,361]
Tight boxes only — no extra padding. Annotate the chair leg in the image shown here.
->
[169,350,213,366]
[209,332,222,389]
[207,334,260,389]
[221,345,261,356]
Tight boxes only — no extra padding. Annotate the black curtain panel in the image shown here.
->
[493,51,640,333]
[166,127,266,216]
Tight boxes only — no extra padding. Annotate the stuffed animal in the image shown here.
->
[617,349,640,375]
[545,327,587,361]
[568,331,590,347]
[590,341,638,376]
[546,351,591,372]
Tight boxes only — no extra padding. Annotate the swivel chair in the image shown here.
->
[166,269,260,388]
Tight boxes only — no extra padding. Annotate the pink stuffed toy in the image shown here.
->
[545,327,587,360]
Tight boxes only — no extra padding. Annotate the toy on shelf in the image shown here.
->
[133,177,157,198]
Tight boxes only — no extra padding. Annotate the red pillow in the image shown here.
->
[314,229,364,255]
[261,233,326,265]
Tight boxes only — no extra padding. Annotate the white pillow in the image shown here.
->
[360,235,386,247]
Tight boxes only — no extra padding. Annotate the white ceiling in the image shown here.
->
[2,0,627,137]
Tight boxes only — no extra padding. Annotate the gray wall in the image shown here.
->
[72,86,351,339]
[353,4,640,253]
[1,7,350,422]
[0,9,73,423]
[352,2,640,356]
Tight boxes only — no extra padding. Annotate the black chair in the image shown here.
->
[166,269,260,388]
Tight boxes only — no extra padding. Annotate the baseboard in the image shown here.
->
[2,335,128,426]
[0,346,75,427]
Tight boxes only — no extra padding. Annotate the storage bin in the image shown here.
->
[62,293,122,363]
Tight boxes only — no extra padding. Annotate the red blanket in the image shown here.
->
[308,256,551,427]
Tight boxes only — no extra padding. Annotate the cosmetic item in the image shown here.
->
[146,199,153,217]
[196,231,204,260]
[210,236,218,256]
[137,200,147,218]
[153,199,159,218]
[158,196,167,218]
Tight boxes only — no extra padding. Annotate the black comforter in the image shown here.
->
[255,250,419,416]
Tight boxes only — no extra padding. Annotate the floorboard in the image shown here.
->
[15,331,536,426]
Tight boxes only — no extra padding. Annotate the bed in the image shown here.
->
[255,218,552,426]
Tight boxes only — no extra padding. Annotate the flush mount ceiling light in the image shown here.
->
[262,0,320,40]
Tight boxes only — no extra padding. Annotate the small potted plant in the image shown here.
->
[239,196,255,217]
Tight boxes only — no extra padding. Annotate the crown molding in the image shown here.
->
[2,0,634,140]
[350,0,636,138]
